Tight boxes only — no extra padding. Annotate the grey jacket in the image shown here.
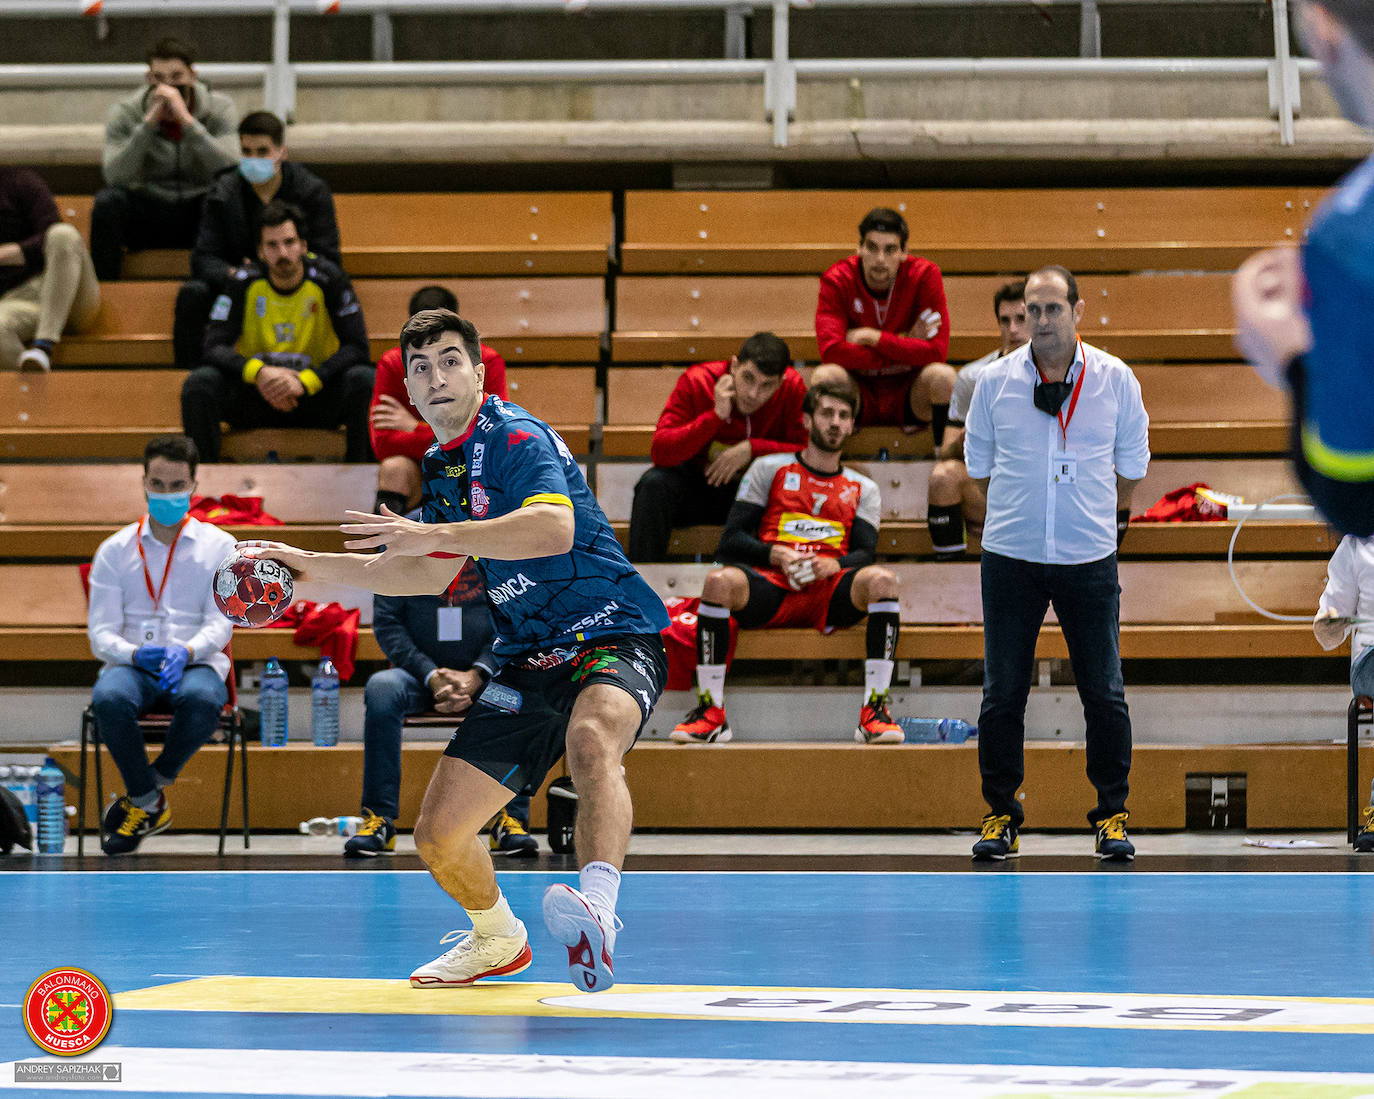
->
[102,80,238,203]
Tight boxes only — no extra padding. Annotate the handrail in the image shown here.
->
[0,0,1311,148]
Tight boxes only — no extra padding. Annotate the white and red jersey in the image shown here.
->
[737,452,881,558]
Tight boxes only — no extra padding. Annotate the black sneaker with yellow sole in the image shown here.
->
[343,809,396,857]
[101,793,171,856]
[971,813,1019,860]
[489,809,539,858]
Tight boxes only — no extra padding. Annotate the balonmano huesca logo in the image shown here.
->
[23,968,113,1056]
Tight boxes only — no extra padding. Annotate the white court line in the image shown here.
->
[2,868,1371,877]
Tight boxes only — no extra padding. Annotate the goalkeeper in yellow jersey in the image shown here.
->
[181,199,374,461]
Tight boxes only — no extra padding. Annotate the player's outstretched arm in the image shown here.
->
[341,502,574,564]
[238,540,464,597]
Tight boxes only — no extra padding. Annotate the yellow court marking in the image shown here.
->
[113,977,1374,1034]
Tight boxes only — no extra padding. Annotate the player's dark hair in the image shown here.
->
[408,285,459,317]
[400,308,483,373]
[146,36,197,68]
[144,434,199,477]
[803,376,861,418]
[736,331,791,377]
[859,207,909,249]
[256,200,305,245]
[993,278,1027,316]
[1314,1,1374,58]
[238,110,285,146]
[1028,265,1079,306]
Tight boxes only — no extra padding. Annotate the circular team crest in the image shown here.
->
[23,968,113,1056]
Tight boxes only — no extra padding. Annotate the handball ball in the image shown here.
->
[213,553,293,628]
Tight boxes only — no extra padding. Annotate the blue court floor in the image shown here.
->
[5,869,1374,1097]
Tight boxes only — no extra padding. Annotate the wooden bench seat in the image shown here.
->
[58,192,614,279]
[622,187,1324,275]
[613,273,1239,364]
[49,277,605,368]
[0,366,596,460]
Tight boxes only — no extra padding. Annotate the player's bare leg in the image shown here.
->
[543,682,643,992]
[409,757,533,987]
[909,362,957,448]
[377,455,423,510]
[851,564,906,744]
[928,459,985,560]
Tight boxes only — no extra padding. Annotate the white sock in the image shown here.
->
[697,664,726,706]
[864,660,894,701]
[579,860,621,919]
[465,893,524,939]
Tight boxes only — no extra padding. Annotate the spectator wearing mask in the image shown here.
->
[175,110,339,371]
[91,36,237,281]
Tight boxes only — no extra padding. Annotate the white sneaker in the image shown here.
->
[542,883,621,993]
[408,925,531,988]
[17,346,50,373]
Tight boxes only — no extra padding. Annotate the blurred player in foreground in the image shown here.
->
[245,309,669,993]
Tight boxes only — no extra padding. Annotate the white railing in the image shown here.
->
[0,0,1312,148]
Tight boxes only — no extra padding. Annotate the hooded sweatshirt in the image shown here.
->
[102,80,238,203]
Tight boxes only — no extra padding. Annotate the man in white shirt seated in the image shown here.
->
[1314,534,1374,850]
[86,435,236,855]
[963,265,1150,863]
[927,278,1027,559]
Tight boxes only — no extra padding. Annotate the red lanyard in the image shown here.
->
[136,516,187,612]
[1036,338,1087,447]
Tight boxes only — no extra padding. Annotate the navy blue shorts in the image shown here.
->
[443,633,668,795]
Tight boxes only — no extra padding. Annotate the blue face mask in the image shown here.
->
[146,491,191,527]
[238,156,277,185]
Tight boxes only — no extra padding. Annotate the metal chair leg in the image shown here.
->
[239,716,250,850]
[93,718,105,851]
[218,721,234,858]
[78,708,91,857]
[1350,697,1362,845]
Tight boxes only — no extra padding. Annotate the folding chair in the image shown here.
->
[1348,695,1372,844]
[78,649,249,857]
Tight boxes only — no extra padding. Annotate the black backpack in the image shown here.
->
[0,785,32,855]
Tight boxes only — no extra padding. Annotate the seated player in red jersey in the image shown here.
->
[670,376,905,746]
[814,206,956,443]
[368,284,507,516]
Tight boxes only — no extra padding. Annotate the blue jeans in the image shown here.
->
[91,664,228,800]
[978,551,1133,828]
[363,667,529,825]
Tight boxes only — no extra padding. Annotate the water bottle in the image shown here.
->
[6,765,39,828]
[311,658,340,747]
[36,758,65,855]
[259,658,289,747]
[299,815,363,837]
[897,717,977,744]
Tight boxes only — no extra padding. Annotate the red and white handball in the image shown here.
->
[213,552,294,628]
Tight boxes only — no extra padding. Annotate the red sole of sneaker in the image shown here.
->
[408,943,533,988]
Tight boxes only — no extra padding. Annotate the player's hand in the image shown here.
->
[704,440,752,487]
[846,327,883,347]
[1232,247,1313,389]
[147,83,192,126]
[1313,607,1352,651]
[768,543,806,575]
[341,506,442,562]
[256,365,304,412]
[808,555,840,583]
[431,667,484,714]
[370,395,421,434]
[911,309,941,340]
[713,373,736,420]
[236,539,317,581]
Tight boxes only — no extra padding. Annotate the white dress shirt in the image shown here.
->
[964,339,1150,565]
[87,516,237,678]
[1318,534,1374,669]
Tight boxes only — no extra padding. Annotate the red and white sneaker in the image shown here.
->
[542,883,621,993]
[409,925,532,987]
[856,691,905,745]
[670,696,732,743]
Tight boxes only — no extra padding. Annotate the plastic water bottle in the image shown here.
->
[299,815,363,837]
[259,658,289,747]
[36,758,65,855]
[7,765,39,828]
[897,717,977,744]
[311,658,340,747]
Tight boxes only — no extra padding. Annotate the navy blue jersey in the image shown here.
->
[420,396,669,663]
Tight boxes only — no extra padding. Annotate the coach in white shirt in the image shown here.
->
[87,434,236,855]
[963,265,1150,862]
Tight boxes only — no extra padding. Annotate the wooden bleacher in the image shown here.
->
[57,191,615,280]
[0,366,597,461]
[621,187,1324,274]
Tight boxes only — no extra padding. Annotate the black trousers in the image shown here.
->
[627,463,741,562]
[977,550,1132,828]
[90,187,203,281]
[173,279,217,372]
[180,363,377,463]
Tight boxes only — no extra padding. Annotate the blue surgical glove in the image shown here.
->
[133,645,165,674]
[157,646,191,693]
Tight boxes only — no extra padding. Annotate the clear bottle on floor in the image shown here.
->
[259,658,289,747]
[36,757,65,855]
[311,658,340,747]
[299,815,363,837]
[897,717,977,744]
